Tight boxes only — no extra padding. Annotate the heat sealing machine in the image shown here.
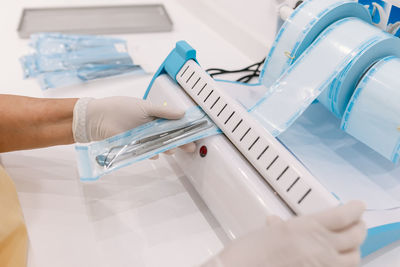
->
[144,0,400,258]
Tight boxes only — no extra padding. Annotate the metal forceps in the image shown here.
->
[96,118,212,168]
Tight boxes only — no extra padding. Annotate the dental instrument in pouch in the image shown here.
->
[63,57,133,68]
[96,118,212,168]
[77,64,141,81]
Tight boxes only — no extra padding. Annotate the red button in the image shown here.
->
[199,146,207,157]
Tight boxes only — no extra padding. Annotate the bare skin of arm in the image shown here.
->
[0,94,78,152]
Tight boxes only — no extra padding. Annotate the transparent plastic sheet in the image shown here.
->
[29,33,126,55]
[342,56,400,163]
[215,80,267,110]
[278,102,400,210]
[75,107,220,181]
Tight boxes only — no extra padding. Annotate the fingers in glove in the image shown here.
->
[179,142,196,153]
[337,249,361,267]
[330,220,367,253]
[150,154,159,160]
[313,200,366,231]
[145,101,185,120]
[163,148,177,155]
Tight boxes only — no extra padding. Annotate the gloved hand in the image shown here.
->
[72,97,196,154]
[202,201,366,267]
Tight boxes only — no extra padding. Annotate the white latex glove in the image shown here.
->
[72,97,196,154]
[202,201,366,267]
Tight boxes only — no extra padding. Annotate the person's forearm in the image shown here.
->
[0,94,78,152]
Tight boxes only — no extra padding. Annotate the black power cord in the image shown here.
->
[206,57,266,84]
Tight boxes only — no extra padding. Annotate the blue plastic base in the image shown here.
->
[143,41,198,100]
[362,222,400,257]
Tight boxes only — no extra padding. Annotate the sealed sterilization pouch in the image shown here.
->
[37,64,143,90]
[75,107,220,181]
[20,55,37,79]
[20,33,145,89]
[21,46,133,79]
[29,33,126,55]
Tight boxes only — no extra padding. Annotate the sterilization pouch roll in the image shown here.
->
[251,17,400,137]
[261,0,371,87]
[342,56,400,163]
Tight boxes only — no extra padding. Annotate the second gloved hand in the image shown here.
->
[202,201,367,267]
[72,97,196,153]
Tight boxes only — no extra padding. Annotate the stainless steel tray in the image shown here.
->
[18,4,173,38]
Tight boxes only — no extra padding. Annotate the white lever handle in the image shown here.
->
[175,60,339,215]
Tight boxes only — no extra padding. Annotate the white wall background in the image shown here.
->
[177,0,286,60]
